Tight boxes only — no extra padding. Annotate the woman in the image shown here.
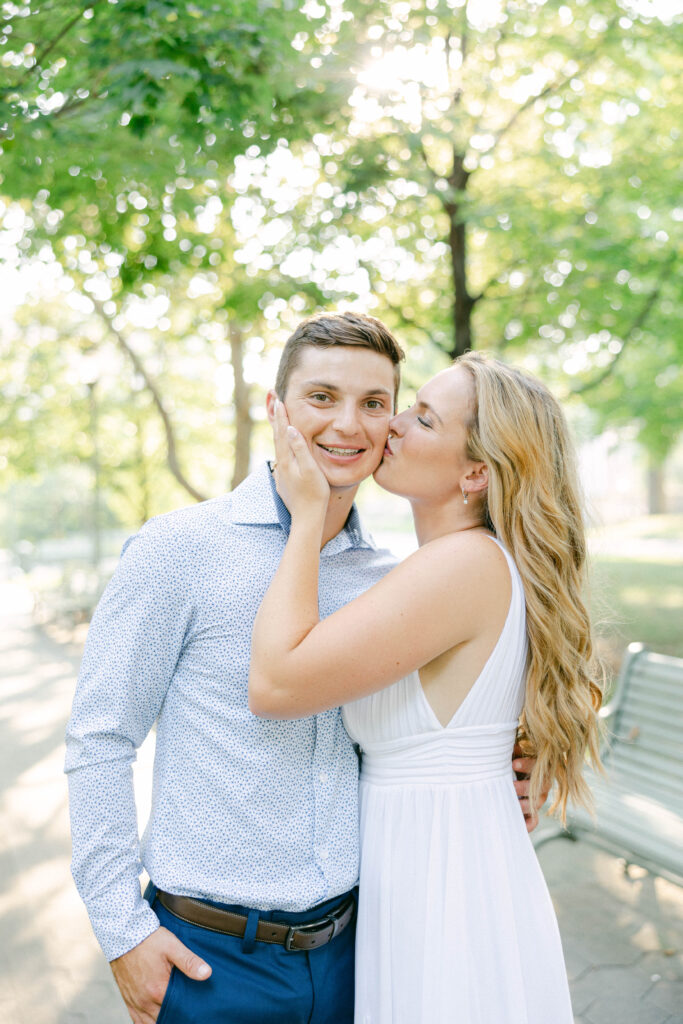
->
[249,352,602,1022]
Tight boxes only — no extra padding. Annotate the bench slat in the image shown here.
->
[570,787,683,878]
[609,714,683,758]
[625,676,683,705]
[591,767,683,810]
[601,761,683,804]
[557,644,683,883]
[617,690,683,723]
[606,745,683,788]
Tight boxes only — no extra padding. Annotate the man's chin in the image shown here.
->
[323,473,364,493]
[318,457,383,491]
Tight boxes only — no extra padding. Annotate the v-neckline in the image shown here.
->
[415,541,516,730]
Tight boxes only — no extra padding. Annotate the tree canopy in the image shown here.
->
[1,0,681,539]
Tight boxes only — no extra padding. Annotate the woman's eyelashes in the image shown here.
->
[402,403,432,428]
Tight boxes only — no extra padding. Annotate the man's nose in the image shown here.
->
[332,402,361,434]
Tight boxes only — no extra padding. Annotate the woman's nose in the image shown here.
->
[388,411,406,436]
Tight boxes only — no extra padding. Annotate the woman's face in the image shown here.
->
[373,365,481,503]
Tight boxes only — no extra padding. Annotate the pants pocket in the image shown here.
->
[155,966,178,1024]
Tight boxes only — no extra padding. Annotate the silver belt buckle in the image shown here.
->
[284,895,353,952]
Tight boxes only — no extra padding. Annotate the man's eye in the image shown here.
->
[310,393,331,402]
[365,399,387,410]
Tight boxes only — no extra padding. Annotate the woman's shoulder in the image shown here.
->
[400,529,511,597]
[419,528,508,564]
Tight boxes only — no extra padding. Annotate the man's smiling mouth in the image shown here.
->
[318,444,365,456]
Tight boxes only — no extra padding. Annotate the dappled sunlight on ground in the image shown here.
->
[0,581,146,1024]
[535,834,683,1021]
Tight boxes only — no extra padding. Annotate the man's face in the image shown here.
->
[267,345,395,493]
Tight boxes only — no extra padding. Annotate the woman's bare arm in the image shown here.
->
[249,405,509,719]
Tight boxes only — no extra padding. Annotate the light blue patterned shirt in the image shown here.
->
[65,463,396,960]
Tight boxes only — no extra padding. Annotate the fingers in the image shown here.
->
[273,402,311,473]
[513,777,530,799]
[512,756,534,777]
[110,927,208,1024]
[525,809,540,833]
[513,788,540,832]
[272,400,294,467]
[514,776,546,835]
[286,426,321,479]
[273,401,319,478]
[167,933,211,981]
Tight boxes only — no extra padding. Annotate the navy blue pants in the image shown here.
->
[146,883,356,1024]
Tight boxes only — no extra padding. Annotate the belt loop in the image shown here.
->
[143,879,159,908]
[241,908,260,955]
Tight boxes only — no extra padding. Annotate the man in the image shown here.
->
[66,312,539,1024]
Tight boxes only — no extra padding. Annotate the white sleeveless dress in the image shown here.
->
[342,538,573,1024]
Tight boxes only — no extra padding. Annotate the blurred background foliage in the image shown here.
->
[0,0,681,656]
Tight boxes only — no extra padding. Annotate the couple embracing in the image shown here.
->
[66,311,602,1023]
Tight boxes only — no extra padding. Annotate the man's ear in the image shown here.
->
[265,390,279,424]
[462,461,488,496]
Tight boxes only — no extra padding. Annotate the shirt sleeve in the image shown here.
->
[64,519,195,960]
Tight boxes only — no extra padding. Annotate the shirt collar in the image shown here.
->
[231,462,375,552]
[230,462,282,526]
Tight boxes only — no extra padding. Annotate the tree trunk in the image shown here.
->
[93,299,208,503]
[443,152,474,359]
[229,323,253,490]
[647,458,666,515]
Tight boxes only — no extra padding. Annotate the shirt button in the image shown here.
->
[318,848,329,860]
[318,772,328,783]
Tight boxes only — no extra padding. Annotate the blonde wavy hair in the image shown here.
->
[456,351,602,821]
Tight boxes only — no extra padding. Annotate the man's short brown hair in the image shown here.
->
[275,311,404,402]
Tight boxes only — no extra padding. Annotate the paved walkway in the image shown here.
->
[0,577,681,1024]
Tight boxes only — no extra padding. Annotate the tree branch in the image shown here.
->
[471,256,529,304]
[445,28,466,109]
[572,253,677,396]
[92,298,209,502]
[20,2,102,84]
[480,21,618,160]
[380,297,447,349]
[417,139,438,187]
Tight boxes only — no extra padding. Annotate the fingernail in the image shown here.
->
[198,964,210,978]
[287,426,298,438]
[512,761,521,771]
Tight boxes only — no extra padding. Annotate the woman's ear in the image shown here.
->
[462,462,488,496]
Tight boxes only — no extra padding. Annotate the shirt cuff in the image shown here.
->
[95,899,161,962]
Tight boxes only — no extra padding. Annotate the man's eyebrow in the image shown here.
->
[416,398,444,426]
[304,380,393,398]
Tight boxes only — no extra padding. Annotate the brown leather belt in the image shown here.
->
[156,890,356,952]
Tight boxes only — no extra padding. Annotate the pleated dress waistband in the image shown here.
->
[359,722,519,786]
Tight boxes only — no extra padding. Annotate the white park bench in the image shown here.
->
[534,643,683,886]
